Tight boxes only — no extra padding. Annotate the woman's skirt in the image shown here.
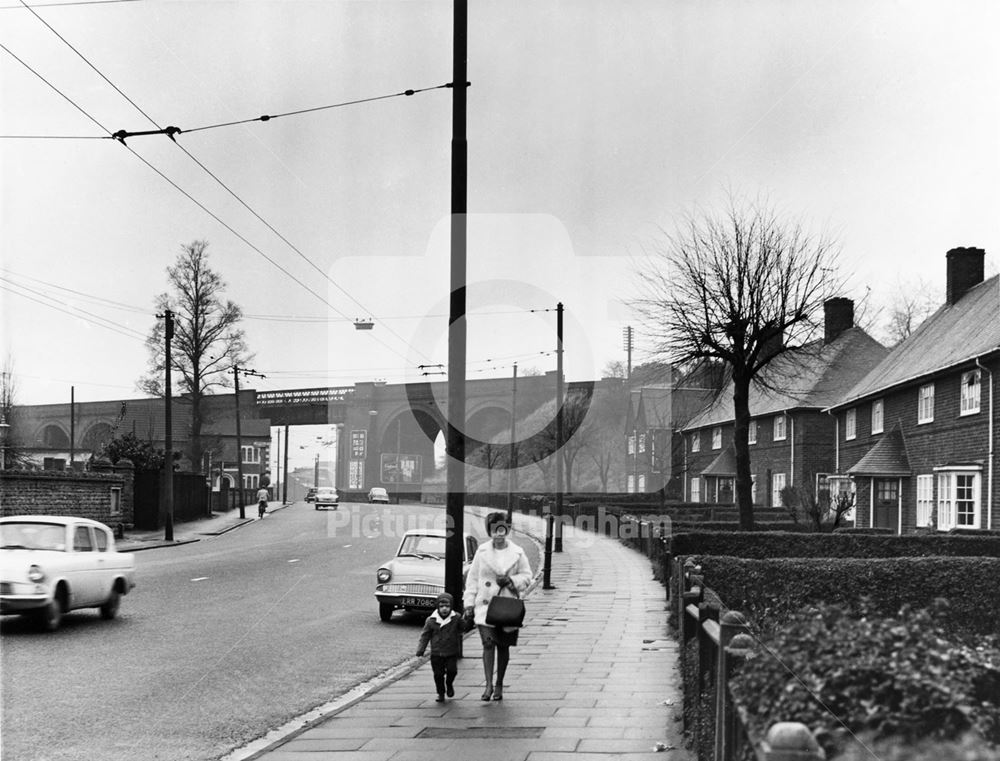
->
[477,624,519,647]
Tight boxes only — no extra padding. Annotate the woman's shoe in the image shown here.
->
[480,686,493,701]
[492,686,503,701]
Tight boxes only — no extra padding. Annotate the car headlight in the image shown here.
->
[27,564,45,583]
[376,568,392,583]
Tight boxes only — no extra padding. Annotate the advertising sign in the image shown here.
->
[350,430,366,459]
[380,453,422,484]
[349,460,364,489]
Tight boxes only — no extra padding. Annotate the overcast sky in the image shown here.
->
[3,0,998,412]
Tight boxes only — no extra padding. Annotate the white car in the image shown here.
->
[368,487,390,504]
[374,528,479,622]
[313,487,339,510]
[0,515,136,632]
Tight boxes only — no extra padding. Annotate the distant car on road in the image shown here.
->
[374,528,479,622]
[304,487,317,503]
[368,487,390,504]
[0,515,136,632]
[314,487,339,510]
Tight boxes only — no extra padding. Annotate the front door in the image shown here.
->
[873,478,899,531]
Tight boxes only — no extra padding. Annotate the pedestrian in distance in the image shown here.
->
[462,511,532,701]
[416,592,463,702]
[255,486,269,518]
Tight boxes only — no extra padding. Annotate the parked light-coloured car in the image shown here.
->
[374,528,479,622]
[314,487,339,510]
[0,516,136,632]
[368,487,390,504]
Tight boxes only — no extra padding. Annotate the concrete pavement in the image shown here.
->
[238,514,691,761]
[117,501,288,552]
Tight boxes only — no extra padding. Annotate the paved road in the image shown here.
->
[1,501,533,761]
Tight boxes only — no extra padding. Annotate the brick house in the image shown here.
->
[827,247,999,533]
[623,367,721,495]
[682,298,888,508]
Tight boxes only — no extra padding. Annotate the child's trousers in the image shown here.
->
[430,654,457,694]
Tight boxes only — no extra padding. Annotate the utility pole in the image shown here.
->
[395,417,402,504]
[161,309,174,541]
[622,326,634,381]
[555,302,564,553]
[506,362,518,523]
[276,427,282,501]
[282,423,290,504]
[70,386,75,468]
[232,364,265,519]
[445,0,468,611]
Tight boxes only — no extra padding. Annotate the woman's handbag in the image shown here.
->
[485,585,525,628]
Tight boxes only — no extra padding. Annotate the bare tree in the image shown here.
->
[635,196,842,529]
[879,277,940,347]
[518,389,593,493]
[1,356,30,469]
[602,360,627,380]
[138,241,252,472]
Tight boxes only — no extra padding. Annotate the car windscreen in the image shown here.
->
[0,522,67,551]
[398,534,446,559]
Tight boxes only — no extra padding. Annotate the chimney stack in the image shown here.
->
[946,247,985,305]
[824,297,854,344]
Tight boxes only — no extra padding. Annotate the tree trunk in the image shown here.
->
[189,392,204,474]
[732,372,755,531]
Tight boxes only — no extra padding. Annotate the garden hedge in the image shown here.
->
[729,601,1000,758]
[671,530,1000,559]
[694,555,1000,638]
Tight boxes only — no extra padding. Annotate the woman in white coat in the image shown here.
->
[462,512,532,701]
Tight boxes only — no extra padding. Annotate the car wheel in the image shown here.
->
[315,504,319,510]
[37,594,63,632]
[379,603,394,622]
[100,589,121,620]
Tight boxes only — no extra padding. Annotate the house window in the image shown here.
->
[690,477,701,503]
[773,415,786,441]
[871,400,884,435]
[691,433,701,453]
[845,409,856,441]
[242,446,259,464]
[961,370,981,415]
[627,474,635,493]
[650,435,660,473]
[748,420,757,445]
[243,473,259,490]
[771,473,786,507]
[750,474,757,504]
[638,433,646,453]
[712,427,722,450]
[627,434,635,455]
[716,477,734,504]
[638,474,646,492]
[816,473,830,504]
[918,384,934,424]
[827,476,856,522]
[110,486,122,516]
[916,475,934,527]
[936,470,981,530]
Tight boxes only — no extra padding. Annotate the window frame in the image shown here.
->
[916,474,934,527]
[917,383,935,424]
[711,426,722,450]
[241,445,260,464]
[690,477,701,503]
[935,467,981,530]
[773,414,786,442]
[960,370,981,416]
[748,420,757,445]
[845,408,857,441]
[771,472,786,507]
[871,399,884,435]
[691,432,701,453]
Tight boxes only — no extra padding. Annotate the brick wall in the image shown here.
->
[0,462,134,528]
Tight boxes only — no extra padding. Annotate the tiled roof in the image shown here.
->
[847,426,911,476]
[683,327,888,430]
[702,444,737,476]
[837,275,1000,406]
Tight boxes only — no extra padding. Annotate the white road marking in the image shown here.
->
[190,577,208,582]
[287,559,300,564]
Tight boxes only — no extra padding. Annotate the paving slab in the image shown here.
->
[238,515,691,761]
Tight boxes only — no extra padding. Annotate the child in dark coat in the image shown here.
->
[416,592,463,702]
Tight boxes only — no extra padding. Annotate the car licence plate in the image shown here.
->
[402,596,434,608]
